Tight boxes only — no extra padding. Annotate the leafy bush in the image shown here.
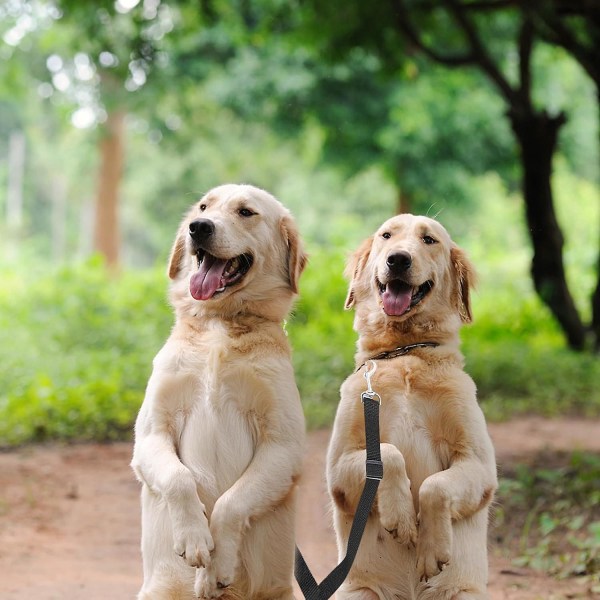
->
[0,241,599,445]
[288,249,354,428]
[0,257,171,445]
[464,288,600,420]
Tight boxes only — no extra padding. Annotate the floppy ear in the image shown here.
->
[451,246,477,323]
[344,236,373,310]
[280,215,308,294]
[167,226,186,280]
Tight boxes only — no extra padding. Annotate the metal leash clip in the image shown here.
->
[361,360,382,405]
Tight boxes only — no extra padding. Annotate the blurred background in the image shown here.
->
[0,0,599,591]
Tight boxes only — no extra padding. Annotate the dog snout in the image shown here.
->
[189,219,215,242]
[386,251,412,274]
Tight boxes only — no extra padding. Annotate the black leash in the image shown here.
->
[295,343,439,599]
[295,363,383,600]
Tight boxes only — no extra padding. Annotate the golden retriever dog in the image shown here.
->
[131,184,307,600]
[327,214,497,600]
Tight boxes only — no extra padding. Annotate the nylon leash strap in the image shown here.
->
[295,362,383,600]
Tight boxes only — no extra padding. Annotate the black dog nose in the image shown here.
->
[189,219,215,241]
[386,251,412,272]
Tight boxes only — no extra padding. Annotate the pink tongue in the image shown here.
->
[190,255,228,300]
[382,281,412,316]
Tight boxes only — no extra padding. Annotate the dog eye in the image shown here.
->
[238,208,256,217]
[422,235,437,245]
[199,204,207,212]
[381,232,391,240]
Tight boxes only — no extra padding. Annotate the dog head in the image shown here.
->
[345,214,476,341]
[168,184,307,320]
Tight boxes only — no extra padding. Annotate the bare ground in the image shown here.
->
[1,417,599,600]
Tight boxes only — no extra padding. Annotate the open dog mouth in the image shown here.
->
[377,279,433,317]
[189,250,254,301]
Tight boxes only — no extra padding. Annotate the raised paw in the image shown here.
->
[195,566,218,599]
[194,532,238,599]
[416,554,450,582]
[380,508,417,548]
[173,512,214,568]
[195,564,234,599]
[378,488,417,548]
[415,512,451,582]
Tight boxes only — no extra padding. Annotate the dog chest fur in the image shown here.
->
[179,396,255,512]
[152,325,291,507]
[339,362,452,504]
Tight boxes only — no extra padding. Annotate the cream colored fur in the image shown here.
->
[327,214,497,600]
[131,184,307,600]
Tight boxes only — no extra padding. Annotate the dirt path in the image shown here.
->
[0,417,599,599]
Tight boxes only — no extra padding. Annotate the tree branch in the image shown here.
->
[524,2,600,84]
[416,0,518,10]
[443,0,519,104]
[450,0,516,9]
[517,16,534,110]
[392,0,478,66]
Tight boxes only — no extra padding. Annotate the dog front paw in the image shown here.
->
[194,559,235,599]
[194,528,239,598]
[172,511,214,568]
[195,566,225,599]
[379,496,417,548]
[416,546,450,582]
[378,478,417,548]
[415,512,451,582]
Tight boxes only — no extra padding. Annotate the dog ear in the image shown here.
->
[167,226,186,280]
[280,215,308,293]
[451,246,477,323]
[344,236,373,310]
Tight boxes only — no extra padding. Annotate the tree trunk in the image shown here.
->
[396,189,412,214]
[93,109,125,269]
[592,209,600,351]
[510,108,587,350]
[7,130,25,229]
[51,175,67,262]
[590,91,600,351]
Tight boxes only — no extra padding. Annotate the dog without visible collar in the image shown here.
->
[131,184,307,600]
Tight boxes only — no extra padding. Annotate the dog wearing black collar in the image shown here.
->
[327,214,497,600]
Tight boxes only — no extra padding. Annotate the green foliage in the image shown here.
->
[0,160,598,444]
[0,0,595,454]
[287,249,354,428]
[1,234,598,446]
[378,65,516,210]
[494,452,600,588]
[452,170,600,418]
[200,25,518,215]
[464,283,600,419]
[0,257,172,445]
